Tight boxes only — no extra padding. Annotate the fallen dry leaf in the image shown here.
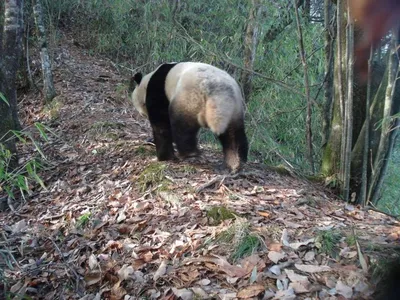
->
[237,284,265,299]
[285,269,309,283]
[268,251,285,264]
[269,243,283,252]
[356,240,369,273]
[111,280,127,299]
[153,260,168,281]
[289,238,315,250]
[191,287,209,299]
[198,278,210,286]
[84,271,102,286]
[340,247,357,259]
[289,281,310,293]
[117,264,134,281]
[303,251,315,261]
[336,280,353,298]
[172,287,193,300]
[185,255,248,278]
[295,264,331,273]
[258,211,271,218]
[88,254,98,270]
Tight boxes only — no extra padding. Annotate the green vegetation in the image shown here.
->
[231,234,261,261]
[134,145,156,158]
[0,124,49,201]
[43,97,63,121]
[216,217,261,262]
[315,229,342,258]
[378,143,400,215]
[77,212,91,228]
[206,206,236,225]
[138,162,170,192]
[179,164,197,175]
[87,121,125,142]
[345,233,357,247]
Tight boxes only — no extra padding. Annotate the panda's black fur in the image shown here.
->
[145,63,178,161]
[131,62,248,172]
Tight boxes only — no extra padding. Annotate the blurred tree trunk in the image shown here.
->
[33,0,56,104]
[367,34,399,204]
[241,0,260,101]
[322,0,400,204]
[0,0,24,168]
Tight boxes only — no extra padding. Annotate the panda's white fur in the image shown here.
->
[131,70,154,118]
[131,62,248,172]
[133,62,244,133]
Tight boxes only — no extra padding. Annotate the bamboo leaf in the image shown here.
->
[0,92,9,106]
[34,122,49,141]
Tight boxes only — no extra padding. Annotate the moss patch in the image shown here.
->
[206,206,236,225]
[138,162,170,192]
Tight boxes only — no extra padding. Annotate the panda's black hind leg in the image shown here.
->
[218,122,248,173]
[169,109,200,159]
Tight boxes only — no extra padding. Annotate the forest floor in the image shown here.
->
[1,37,400,300]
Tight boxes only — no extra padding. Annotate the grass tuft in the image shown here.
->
[138,162,170,192]
[216,217,261,262]
[316,229,342,258]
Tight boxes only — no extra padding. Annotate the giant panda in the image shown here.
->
[130,62,248,172]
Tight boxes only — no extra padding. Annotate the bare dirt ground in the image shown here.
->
[1,38,400,300]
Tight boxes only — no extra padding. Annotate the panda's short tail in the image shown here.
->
[204,97,235,135]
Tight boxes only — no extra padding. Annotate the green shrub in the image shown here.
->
[0,123,49,201]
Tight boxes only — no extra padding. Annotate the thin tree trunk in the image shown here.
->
[321,0,347,181]
[360,46,373,206]
[0,0,24,168]
[336,0,347,188]
[33,0,56,104]
[25,19,34,89]
[293,0,314,173]
[2,0,23,131]
[322,0,334,150]
[241,0,260,102]
[343,1,354,201]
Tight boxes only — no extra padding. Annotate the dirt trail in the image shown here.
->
[1,39,399,299]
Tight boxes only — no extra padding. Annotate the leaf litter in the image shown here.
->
[0,37,399,299]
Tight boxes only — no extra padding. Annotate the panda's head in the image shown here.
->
[130,72,148,117]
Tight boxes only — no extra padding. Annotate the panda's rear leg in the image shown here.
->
[169,110,201,159]
[218,122,248,173]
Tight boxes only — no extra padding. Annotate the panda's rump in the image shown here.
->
[204,96,236,135]
[168,63,244,135]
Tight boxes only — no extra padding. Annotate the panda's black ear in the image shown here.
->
[133,72,143,84]
[128,73,143,93]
